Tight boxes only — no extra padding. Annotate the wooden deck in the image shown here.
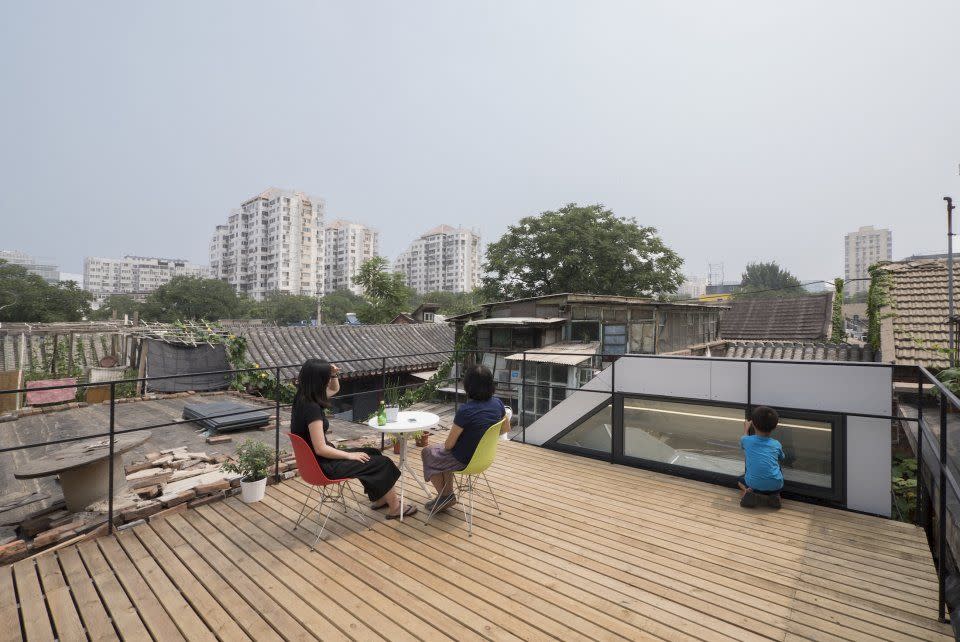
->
[0,441,952,641]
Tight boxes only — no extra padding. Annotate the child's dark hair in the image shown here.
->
[751,406,779,433]
[463,364,495,401]
[294,358,333,408]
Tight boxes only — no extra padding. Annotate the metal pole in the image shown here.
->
[521,353,527,444]
[381,357,387,451]
[610,355,616,464]
[938,393,948,622]
[947,196,955,368]
[274,366,281,482]
[107,382,116,534]
[454,350,460,413]
[917,372,925,524]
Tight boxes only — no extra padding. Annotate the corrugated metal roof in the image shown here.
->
[721,340,876,362]
[467,317,567,327]
[505,341,600,365]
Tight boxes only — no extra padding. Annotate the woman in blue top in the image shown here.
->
[421,364,508,513]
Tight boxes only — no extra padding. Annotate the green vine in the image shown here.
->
[830,278,845,343]
[400,325,476,408]
[866,264,891,352]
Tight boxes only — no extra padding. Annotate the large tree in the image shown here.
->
[90,294,143,321]
[140,276,246,321]
[411,290,488,316]
[250,291,317,325]
[353,257,412,324]
[0,260,93,322]
[737,261,803,297]
[318,289,367,325]
[480,203,684,301]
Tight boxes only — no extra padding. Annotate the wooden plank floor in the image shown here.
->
[1,441,953,641]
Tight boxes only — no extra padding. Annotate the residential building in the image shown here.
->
[448,293,722,421]
[0,250,59,284]
[391,302,445,325]
[394,225,481,294]
[677,275,707,299]
[844,225,892,297]
[83,256,209,304]
[323,219,379,295]
[209,188,325,301]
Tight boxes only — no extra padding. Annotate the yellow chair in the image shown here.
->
[425,417,505,536]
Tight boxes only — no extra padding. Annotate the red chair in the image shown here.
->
[287,432,369,549]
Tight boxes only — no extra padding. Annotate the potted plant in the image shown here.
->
[384,381,402,422]
[221,439,274,503]
[414,430,429,448]
[390,434,403,455]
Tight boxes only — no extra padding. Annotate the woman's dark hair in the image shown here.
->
[463,364,495,401]
[294,358,332,408]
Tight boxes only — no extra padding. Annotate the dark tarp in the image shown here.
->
[145,339,231,392]
[182,401,270,432]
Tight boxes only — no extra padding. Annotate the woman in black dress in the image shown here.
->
[290,358,416,519]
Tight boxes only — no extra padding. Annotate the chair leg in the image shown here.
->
[344,481,370,529]
[466,475,474,537]
[312,487,338,550]
[481,472,502,515]
[293,485,317,531]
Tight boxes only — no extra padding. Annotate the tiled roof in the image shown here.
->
[0,331,124,372]
[881,259,957,369]
[720,294,832,340]
[237,324,455,380]
[721,340,876,362]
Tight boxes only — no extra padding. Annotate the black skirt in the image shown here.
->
[318,448,400,502]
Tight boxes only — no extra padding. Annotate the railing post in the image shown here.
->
[521,353,527,444]
[610,355,616,464]
[917,371,925,524]
[274,366,281,482]
[746,360,753,419]
[107,381,116,534]
[939,392,948,622]
[454,350,460,413]
[380,357,386,451]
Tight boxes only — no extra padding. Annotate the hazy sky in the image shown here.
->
[2,1,958,285]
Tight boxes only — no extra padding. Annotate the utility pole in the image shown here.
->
[947,196,956,367]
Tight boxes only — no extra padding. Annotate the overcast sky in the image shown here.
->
[1,1,958,285]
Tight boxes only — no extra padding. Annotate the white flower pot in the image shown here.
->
[385,406,400,422]
[240,476,267,503]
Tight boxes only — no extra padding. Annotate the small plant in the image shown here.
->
[413,430,429,447]
[221,439,275,482]
[936,368,960,398]
[384,380,402,407]
[892,454,918,523]
[390,433,403,454]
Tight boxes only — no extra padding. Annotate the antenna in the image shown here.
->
[707,263,725,287]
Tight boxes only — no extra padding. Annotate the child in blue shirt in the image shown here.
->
[738,405,785,509]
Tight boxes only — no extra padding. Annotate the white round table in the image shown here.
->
[367,411,439,520]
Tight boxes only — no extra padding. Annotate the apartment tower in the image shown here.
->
[844,226,892,297]
[324,219,379,295]
[394,225,481,294]
[209,188,325,301]
[84,256,209,304]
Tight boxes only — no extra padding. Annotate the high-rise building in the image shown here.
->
[324,219,379,295]
[209,188,325,301]
[844,226,892,297]
[677,275,707,299]
[83,256,209,304]
[393,225,482,294]
[0,250,60,284]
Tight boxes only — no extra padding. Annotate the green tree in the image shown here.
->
[140,276,245,321]
[90,295,143,321]
[0,260,93,322]
[318,289,367,325]
[736,262,803,298]
[354,257,413,324]
[830,278,845,343]
[480,203,684,301]
[250,291,317,325]
[410,290,488,316]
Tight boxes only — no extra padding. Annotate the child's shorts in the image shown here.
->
[737,475,782,495]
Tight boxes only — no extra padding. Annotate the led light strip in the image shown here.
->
[622,405,832,433]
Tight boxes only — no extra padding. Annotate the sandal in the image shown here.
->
[386,505,418,520]
[370,501,389,510]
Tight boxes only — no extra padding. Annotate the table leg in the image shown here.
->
[398,436,406,521]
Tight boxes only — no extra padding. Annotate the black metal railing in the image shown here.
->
[0,347,956,623]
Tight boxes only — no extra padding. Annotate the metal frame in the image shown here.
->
[293,480,369,550]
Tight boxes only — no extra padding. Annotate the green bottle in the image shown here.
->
[377,401,387,426]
